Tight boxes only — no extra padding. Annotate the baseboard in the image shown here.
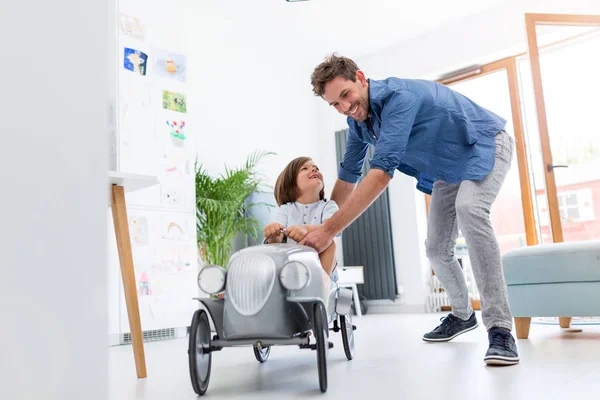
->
[108,326,189,347]
[366,300,425,314]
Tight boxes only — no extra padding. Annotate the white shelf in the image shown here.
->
[108,170,159,193]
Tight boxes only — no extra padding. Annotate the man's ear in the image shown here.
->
[356,70,367,87]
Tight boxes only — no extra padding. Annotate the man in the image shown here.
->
[301,54,519,365]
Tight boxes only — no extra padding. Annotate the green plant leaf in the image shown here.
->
[195,150,275,268]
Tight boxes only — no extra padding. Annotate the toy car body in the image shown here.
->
[188,242,356,395]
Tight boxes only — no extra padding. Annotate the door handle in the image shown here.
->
[547,164,568,172]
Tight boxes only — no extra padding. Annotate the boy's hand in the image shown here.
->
[285,225,308,242]
[264,222,284,239]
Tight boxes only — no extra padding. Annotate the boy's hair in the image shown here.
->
[310,53,360,97]
[275,157,325,206]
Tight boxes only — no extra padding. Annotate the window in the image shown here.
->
[538,188,595,226]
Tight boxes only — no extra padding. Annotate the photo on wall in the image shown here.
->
[123,47,148,75]
[155,49,187,83]
[162,90,187,113]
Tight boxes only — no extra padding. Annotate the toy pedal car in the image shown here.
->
[188,237,357,395]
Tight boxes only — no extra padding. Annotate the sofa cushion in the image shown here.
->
[502,240,600,285]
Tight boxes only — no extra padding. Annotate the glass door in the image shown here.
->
[522,13,600,243]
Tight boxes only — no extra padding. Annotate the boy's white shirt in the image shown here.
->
[272,200,340,243]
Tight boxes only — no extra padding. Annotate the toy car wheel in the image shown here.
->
[340,314,355,360]
[188,309,212,396]
[253,343,271,363]
[313,301,328,393]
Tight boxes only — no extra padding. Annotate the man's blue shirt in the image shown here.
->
[338,78,506,195]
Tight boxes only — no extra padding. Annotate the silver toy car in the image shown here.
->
[188,237,356,395]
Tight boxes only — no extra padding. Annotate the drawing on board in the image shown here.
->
[160,215,191,241]
[160,151,190,178]
[162,90,187,113]
[124,48,148,75]
[129,216,149,246]
[138,271,153,296]
[166,120,187,147]
[157,242,194,272]
[160,185,191,208]
[155,50,187,82]
[119,14,146,41]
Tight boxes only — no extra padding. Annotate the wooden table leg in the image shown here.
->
[111,184,147,379]
[514,317,531,339]
[559,317,572,328]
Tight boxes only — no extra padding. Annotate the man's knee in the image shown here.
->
[425,237,454,264]
[456,196,488,225]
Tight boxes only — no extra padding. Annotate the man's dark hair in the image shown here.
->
[310,53,360,97]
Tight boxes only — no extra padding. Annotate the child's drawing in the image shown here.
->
[157,243,194,273]
[119,14,146,41]
[161,151,190,178]
[138,271,152,296]
[155,50,187,83]
[166,120,187,147]
[124,48,148,75]
[162,90,187,113]
[160,216,191,241]
[129,216,149,246]
[160,185,191,208]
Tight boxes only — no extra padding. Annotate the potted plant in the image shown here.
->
[195,150,274,275]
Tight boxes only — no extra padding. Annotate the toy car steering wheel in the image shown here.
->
[263,229,288,244]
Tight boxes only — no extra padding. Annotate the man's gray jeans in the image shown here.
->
[426,130,514,331]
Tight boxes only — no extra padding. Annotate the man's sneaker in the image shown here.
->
[484,327,520,365]
[422,312,478,342]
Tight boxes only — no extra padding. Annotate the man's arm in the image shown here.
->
[330,178,356,207]
[325,169,391,235]
[300,169,391,253]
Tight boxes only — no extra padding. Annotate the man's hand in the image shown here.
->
[264,222,284,241]
[299,222,336,254]
[285,225,309,242]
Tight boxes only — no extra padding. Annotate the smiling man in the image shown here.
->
[302,53,519,366]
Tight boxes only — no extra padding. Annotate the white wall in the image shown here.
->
[315,0,600,308]
[0,0,109,399]
[358,0,600,80]
[185,2,322,185]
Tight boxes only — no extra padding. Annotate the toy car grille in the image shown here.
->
[227,254,276,316]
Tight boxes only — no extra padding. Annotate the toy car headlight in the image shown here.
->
[280,261,310,290]
[197,265,227,295]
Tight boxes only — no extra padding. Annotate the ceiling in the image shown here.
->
[201,0,512,63]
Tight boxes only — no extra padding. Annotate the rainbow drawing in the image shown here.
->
[162,220,186,241]
[167,222,183,236]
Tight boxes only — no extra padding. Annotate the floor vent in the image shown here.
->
[121,328,176,344]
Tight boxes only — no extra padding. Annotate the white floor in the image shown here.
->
[109,312,600,400]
